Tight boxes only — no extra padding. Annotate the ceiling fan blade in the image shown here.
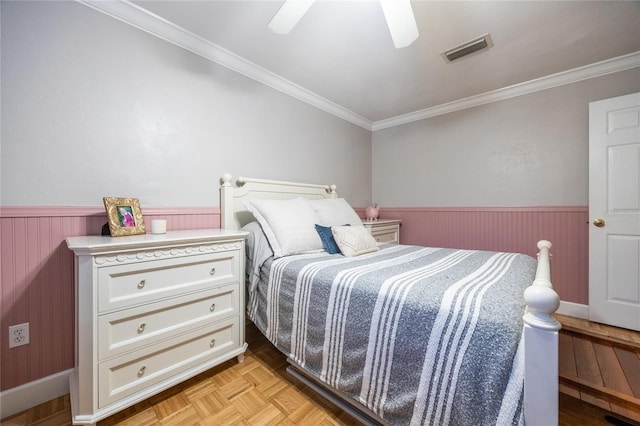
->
[269,0,316,34]
[380,0,419,48]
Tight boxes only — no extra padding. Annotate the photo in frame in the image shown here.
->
[103,197,146,236]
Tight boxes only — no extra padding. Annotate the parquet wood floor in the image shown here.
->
[3,322,638,426]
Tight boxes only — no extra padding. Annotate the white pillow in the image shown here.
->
[331,225,379,257]
[308,198,363,226]
[244,198,324,258]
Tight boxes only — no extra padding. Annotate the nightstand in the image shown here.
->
[363,219,401,244]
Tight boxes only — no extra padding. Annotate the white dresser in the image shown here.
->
[66,229,247,425]
[363,219,401,244]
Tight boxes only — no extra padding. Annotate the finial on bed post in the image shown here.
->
[523,240,560,331]
[221,173,233,187]
[325,184,337,199]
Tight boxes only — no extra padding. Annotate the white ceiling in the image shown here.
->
[121,1,640,126]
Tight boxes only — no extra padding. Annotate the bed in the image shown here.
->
[220,173,561,426]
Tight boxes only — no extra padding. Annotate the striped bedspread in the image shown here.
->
[247,244,536,425]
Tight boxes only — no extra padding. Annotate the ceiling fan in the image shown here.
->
[268,0,419,49]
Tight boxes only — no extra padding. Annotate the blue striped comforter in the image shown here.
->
[247,244,535,425]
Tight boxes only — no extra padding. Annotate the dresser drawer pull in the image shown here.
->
[137,365,146,377]
[210,303,216,312]
[137,280,146,289]
[210,268,216,276]
[210,339,216,348]
[137,323,146,333]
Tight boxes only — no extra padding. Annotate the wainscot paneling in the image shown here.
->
[378,206,588,305]
[1,205,587,393]
[0,206,220,391]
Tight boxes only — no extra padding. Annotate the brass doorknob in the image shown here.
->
[593,218,605,227]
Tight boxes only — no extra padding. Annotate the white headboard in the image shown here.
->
[220,173,338,230]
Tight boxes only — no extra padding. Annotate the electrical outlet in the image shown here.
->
[9,323,29,348]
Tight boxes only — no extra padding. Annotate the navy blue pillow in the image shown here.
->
[315,224,346,254]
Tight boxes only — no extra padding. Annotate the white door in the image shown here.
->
[589,92,640,331]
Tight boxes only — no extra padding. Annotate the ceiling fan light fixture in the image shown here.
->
[268,0,316,34]
[442,33,493,62]
[269,0,419,49]
[379,0,419,49]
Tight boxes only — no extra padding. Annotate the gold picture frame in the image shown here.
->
[103,197,146,236]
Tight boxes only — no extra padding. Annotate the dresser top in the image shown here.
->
[66,228,247,254]
[362,218,401,225]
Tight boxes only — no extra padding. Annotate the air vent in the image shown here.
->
[442,33,493,62]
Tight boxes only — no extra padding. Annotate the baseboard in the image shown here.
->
[557,301,589,320]
[0,368,72,420]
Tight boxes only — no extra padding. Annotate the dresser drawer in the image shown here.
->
[98,251,239,312]
[98,284,238,360]
[371,226,399,244]
[98,317,239,408]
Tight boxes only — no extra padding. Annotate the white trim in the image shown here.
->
[0,369,72,420]
[556,301,589,320]
[373,52,640,130]
[76,1,640,132]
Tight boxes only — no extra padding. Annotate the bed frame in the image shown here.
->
[220,173,561,426]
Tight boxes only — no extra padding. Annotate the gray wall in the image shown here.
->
[0,1,372,208]
[372,69,640,207]
[3,1,638,211]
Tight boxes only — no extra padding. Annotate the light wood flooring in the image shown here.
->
[3,322,639,426]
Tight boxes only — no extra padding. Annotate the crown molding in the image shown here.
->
[77,0,373,130]
[77,1,639,133]
[372,51,640,131]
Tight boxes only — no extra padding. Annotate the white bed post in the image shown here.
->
[220,173,236,230]
[523,240,561,426]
